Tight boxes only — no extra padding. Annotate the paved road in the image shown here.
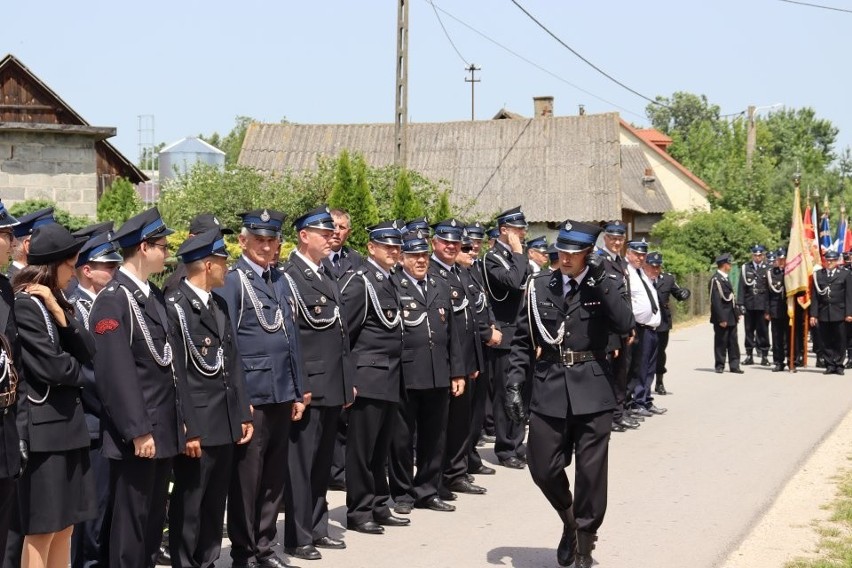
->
[213,321,852,567]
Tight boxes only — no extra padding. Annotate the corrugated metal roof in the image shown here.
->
[620,144,672,214]
[160,137,225,155]
[239,113,623,223]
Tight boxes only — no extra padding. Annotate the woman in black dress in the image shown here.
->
[13,223,95,568]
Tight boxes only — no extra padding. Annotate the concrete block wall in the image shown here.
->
[0,132,98,218]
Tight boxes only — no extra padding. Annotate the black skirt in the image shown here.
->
[18,448,97,534]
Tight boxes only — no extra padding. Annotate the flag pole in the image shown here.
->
[789,297,796,372]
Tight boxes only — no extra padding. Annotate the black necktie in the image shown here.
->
[332,253,340,267]
[262,270,271,285]
[638,269,658,314]
[565,279,578,298]
[418,280,427,296]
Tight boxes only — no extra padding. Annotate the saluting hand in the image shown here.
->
[238,422,254,445]
[507,231,523,254]
[133,433,156,459]
[185,437,201,458]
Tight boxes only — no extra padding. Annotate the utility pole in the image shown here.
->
[465,63,480,121]
[394,0,409,168]
[746,105,756,170]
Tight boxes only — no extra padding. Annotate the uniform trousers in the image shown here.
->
[713,323,741,371]
[743,309,769,356]
[169,443,234,568]
[389,388,449,505]
[284,404,340,547]
[770,317,790,365]
[0,477,14,566]
[105,457,173,568]
[71,441,110,568]
[818,321,846,371]
[630,326,658,409]
[442,378,472,486]
[329,409,348,487]
[467,354,492,471]
[609,336,631,421]
[228,402,293,564]
[655,330,670,378]
[492,350,527,462]
[526,409,612,534]
[345,397,396,526]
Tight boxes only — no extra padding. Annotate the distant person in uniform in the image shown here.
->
[644,252,690,394]
[710,253,743,374]
[737,244,770,366]
[505,219,633,568]
[7,208,55,281]
[809,249,852,375]
[526,236,548,274]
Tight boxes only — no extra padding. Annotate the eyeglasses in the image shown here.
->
[461,247,473,253]
[147,242,170,253]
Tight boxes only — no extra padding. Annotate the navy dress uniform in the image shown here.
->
[90,207,197,568]
[13,224,97,536]
[505,220,634,568]
[280,207,355,560]
[389,233,465,513]
[340,221,405,534]
[810,250,852,375]
[7,207,55,282]
[162,214,234,297]
[68,230,123,568]
[737,244,770,365]
[710,253,743,374]
[482,207,530,468]
[218,209,304,568]
[764,250,790,372]
[646,252,690,394]
[527,235,548,273]
[166,230,253,568]
[428,220,484,495]
[0,203,23,567]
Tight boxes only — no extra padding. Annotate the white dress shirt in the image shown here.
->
[629,266,661,328]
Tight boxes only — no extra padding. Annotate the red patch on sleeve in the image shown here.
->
[94,319,120,335]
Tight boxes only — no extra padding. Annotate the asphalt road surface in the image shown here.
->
[212,320,852,567]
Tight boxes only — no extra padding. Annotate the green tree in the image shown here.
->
[199,115,288,167]
[645,92,721,139]
[328,152,379,251]
[8,199,91,232]
[431,190,451,221]
[97,178,143,226]
[391,169,425,221]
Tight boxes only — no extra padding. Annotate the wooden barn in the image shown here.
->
[0,54,146,217]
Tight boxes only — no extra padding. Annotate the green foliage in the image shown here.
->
[651,209,776,275]
[432,190,452,221]
[8,199,91,232]
[328,153,379,251]
[646,92,721,138]
[391,170,425,221]
[97,178,143,227]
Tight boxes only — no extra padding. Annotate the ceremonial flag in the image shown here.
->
[834,213,847,255]
[786,186,813,315]
[819,213,832,264]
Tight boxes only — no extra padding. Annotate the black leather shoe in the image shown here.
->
[575,554,594,568]
[611,421,626,433]
[448,479,487,494]
[156,544,171,565]
[730,368,744,374]
[469,464,495,475]
[623,413,642,424]
[285,545,321,561]
[465,473,475,483]
[743,355,754,365]
[498,456,526,469]
[845,360,852,369]
[349,521,384,534]
[772,364,784,372]
[648,404,667,415]
[375,514,410,527]
[761,356,770,366]
[715,368,724,374]
[655,386,668,395]
[615,417,638,430]
[313,536,346,549]
[835,368,846,375]
[257,555,295,568]
[417,496,456,512]
[393,501,413,514]
[437,486,457,501]
[557,527,577,567]
[631,406,653,417]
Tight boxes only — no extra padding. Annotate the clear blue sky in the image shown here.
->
[5,0,849,167]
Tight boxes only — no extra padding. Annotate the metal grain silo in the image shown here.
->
[158,137,225,182]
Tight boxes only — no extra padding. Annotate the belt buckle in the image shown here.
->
[562,349,575,367]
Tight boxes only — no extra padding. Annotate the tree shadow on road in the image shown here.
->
[487,546,558,567]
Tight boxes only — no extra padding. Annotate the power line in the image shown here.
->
[427,0,469,65]
[778,0,852,14]
[427,0,648,121]
[509,0,669,108]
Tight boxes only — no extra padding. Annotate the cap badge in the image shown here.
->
[450,219,457,227]
[564,221,572,231]
[260,209,271,222]
[320,296,327,304]
[214,217,220,226]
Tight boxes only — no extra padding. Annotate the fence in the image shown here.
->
[672,272,713,324]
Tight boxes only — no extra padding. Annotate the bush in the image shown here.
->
[9,199,91,232]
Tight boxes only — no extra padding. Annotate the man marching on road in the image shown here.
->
[505,219,633,568]
[710,253,744,374]
[281,206,355,561]
[220,209,305,568]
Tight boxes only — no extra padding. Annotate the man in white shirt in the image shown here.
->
[625,240,666,416]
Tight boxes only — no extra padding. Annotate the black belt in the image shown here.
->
[637,323,657,330]
[541,349,607,367]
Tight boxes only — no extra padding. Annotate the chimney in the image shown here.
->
[533,96,554,118]
[578,104,585,116]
